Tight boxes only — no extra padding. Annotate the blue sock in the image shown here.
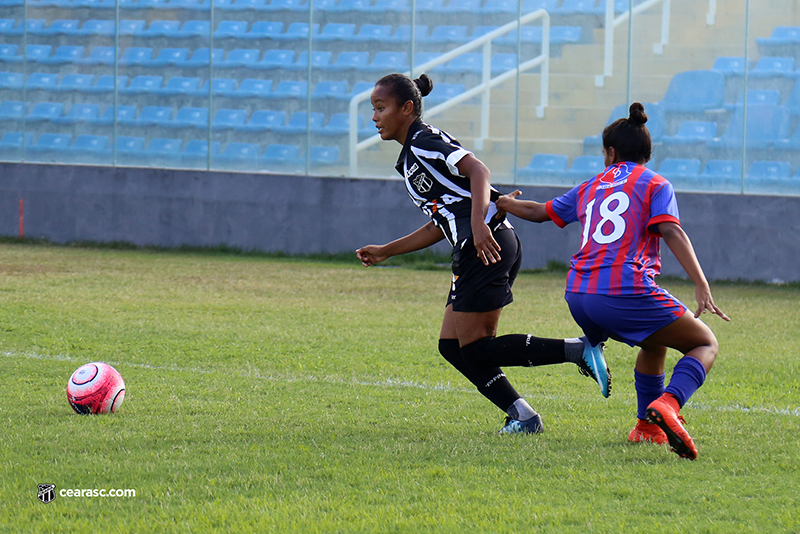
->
[635,369,665,420]
[665,356,707,407]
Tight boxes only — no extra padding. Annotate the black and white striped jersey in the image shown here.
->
[395,120,510,248]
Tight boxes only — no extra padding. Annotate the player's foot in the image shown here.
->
[577,336,611,398]
[646,394,697,460]
[627,418,668,444]
[499,414,544,434]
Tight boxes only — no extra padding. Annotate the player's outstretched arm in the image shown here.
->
[356,221,445,267]
[659,221,730,322]
[495,190,551,223]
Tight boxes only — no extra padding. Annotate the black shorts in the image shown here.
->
[446,225,522,313]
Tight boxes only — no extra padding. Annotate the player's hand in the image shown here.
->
[495,190,523,215]
[356,245,388,267]
[694,285,730,321]
[471,222,501,266]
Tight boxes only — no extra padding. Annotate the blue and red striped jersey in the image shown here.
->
[545,162,680,295]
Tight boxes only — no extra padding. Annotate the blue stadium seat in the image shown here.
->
[216,49,261,69]
[437,53,482,74]
[24,45,55,64]
[707,103,790,150]
[661,121,717,146]
[171,0,211,10]
[273,22,320,41]
[426,82,465,105]
[0,100,26,122]
[222,0,269,10]
[342,81,375,101]
[119,19,147,35]
[27,72,60,91]
[0,131,33,161]
[363,51,408,73]
[75,19,116,37]
[212,108,248,130]
[415,0,444,13]
[119,105,174,127]
[200,78,239,96]
[0,44,21,63]
[173,48,223,68]
[27,102,64,123]
[325,51,370,71]
[214,20,249,39]
[152,76,200,96]
[365,0,408,14]
[74,0,117,8]
[774,123,800,152]
[0,71,23,89]
[491,53,518,74]
[659,70,726,113]
[723,89,781,111]
[556,0,603,16]
[441,0,482,14]
[119,47,154,66]
[756,26,800,58]
[58,73,94,93]
[311,112,361,135]
[241,21,284,40]
[63,134,110,164]
[175,20,211,38]
[115,136,148,166]
[37,45,84,65]
[420,25,468,45]
[27,133,72,159]
[261,0,307,12]
[273,111,324,134]
[564,155,605,182]
[268,80,308,99]
[326,0,370,13]
[260,143,302,167]
[80,75,129,94]
[89,105,138,125]
[52,103,101,124]
[479,0,519,15]
[749,56,795,78]
[253,49,294,69]
[700,159,742,190]
[135,20,181,38]
[151,48,191,67]
[517,153,569,183]
[309,145,339,165]
[76,47,116,66]
[312,80,349,100]
[657,158,702,182]
[30,19,80,36]
[181,140,221,168]
[712,56,751,77]
[387,25,428,44]
[0,19,17,36]
[230,78,273,98]
[215,142,261,170]
[119,75,164,95]
[144,138,183,165]
[351,24,392,43]
[317,23,356,42]
[236,109,285,132]
[167,106,209,129]
[288,50,332,70]
[414,52,443,71]
[748,160,792,180]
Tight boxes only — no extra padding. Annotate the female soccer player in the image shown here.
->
[356,73,610,435]
[496,102,729,458]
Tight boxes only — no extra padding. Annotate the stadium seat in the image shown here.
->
[63,134,110,164]
[214,20,250,39]
[317,23,356,42]
[27,133,72,159]
[200,78,239,97]
[144,138,183,165]
[387,25,428,44]
[659,70,726,113]
[119,75,164,95]
[134,20,181,38]
[235,109,285,132]
[230,78,273,98]
[491,53,518,74]
[38,45,85,65]
[167,106,209,129]
[119,105,174,127]
[76,47,116,66]
[312,80,349,100]
[723,89,781,111]
[180,140,221,168]
[273,111,325,134]
[657,158,702,181]
[0,100,26,122]
[351,24,392,43]
[700,159,742,189]
[0,44,21,63]
[310,112,361,135]
[564,155,606,183]
[174,20,211,38]
[82,75,130,94]
[517,153,569,183]
[58,73,95,92]
[437,53,482,74]
[707,103,790,150]
[479,0,519,15]
[341,81,375,101]
[260,143,302,167]
[749,56,795,78]
[115,136,147,166]
[26,72,60,92]
[774,122,800,152]
[75,19,116,37]
[215,142,261,170]
[661,121,718,145]
[309,145,339,165]
[30,19,80,36]
[273,22,320,41]
[23,45,55,64]
[212,108,248,130]
[426,83,465,105]
[261,0,307,12]
[0,131,33,161]
[556,0,603,16]
[419,25,468,45]
[88,104,138,125]
[119,19,147,35]
[52,103,101,124]
[149,48,191,67]
[756,26,800,58]
[27,102,64,123]
[173,48,223,68]
[440,0,481,14]
[522,0,561,14]
[0,71,23,89]
[241,21,284,40]
[119,47,154,66]
[325,51,370,71]
[221,0,269,10]
[712,56,751,77]
[288,51,333,70]
[362,51,408,73]
[326,0,370,13]
[268,80,308,99]
[216,49,261,69]
[253,49,294,69]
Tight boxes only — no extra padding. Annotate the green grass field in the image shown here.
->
[1,242,798,533]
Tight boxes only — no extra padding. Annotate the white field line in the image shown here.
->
[6,350,800,418]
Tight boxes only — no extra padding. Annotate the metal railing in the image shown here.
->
[596,0,671,87]
[348,9,551,176]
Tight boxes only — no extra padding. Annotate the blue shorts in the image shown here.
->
[564,290,688,347]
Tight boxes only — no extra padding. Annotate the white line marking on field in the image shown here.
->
[6,350,800,418]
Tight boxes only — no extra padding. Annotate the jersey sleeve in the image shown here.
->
[646,179,681,236]
[546,187,580,228]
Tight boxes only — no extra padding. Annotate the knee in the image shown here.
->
[460,337,492,366]
[438,338,461,365]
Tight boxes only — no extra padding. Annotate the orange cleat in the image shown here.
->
[628,419,668,444]
[646,394,698,460]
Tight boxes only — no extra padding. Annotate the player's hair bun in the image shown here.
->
[413,74,434,98]
[628,102,648,125]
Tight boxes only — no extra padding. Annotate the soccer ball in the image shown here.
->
[66,362,126,415]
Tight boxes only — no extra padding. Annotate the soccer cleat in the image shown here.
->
[628,418,668,444]
[646,394,698,460]
[577,336,611,398]
[499,414,544,434]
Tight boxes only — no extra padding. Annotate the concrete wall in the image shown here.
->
[1,162,797,283]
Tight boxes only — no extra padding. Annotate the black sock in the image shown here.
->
[460,335,567,368]
[438,339,520,413]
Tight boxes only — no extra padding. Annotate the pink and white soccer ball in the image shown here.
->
[66,362,126,414]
